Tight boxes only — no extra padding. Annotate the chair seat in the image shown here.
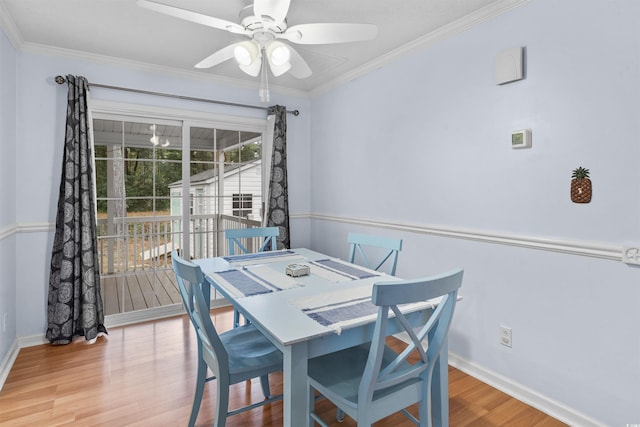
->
[222,324,283,380]
[308,343,418,406]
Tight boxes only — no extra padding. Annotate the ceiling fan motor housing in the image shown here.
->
[239,5,287,34]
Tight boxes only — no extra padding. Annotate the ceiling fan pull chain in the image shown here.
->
[259,51,270,103]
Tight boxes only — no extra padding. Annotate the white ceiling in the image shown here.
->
[0,0,527,97]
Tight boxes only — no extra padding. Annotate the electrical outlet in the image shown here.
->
[622,246,640,265]
[500,326,512,347]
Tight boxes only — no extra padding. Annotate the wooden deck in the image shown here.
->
[100,269,182,315]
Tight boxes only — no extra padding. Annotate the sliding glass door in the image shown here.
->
[91,108,266,322]
[185,125,263,260]
[93,117,184,317]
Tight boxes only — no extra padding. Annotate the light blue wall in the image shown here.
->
[0,25,17,369]
[308,0,639,425]
[310,1,640,240]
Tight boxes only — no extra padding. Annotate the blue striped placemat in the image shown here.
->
[303,297,378,327]
[310,259,380,279]
[215,269,273,297]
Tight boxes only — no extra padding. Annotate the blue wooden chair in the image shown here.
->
[225,226,280,326]
[171,251,283,427]
[225,226,279,255]
[307,268,463,427]
[347,232,403,276]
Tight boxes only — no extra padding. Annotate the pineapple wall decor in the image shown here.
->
[570,167,592,203]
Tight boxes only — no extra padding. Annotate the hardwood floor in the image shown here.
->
[0,307,566,426]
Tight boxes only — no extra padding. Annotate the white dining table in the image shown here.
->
[194,248,450,427]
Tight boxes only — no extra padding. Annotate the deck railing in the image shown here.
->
[97,214,261,274]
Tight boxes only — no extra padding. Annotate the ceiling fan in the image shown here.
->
[137,0,378,101]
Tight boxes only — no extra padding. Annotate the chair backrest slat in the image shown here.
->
[225,226,280,255]
[347,232,402,276]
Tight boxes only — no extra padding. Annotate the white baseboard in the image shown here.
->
[447,352,606,427]
[18,333,48,348]
[0,338,20,391]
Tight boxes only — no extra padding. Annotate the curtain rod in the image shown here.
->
[54,75,299,116]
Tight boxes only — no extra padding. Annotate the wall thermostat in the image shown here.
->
[512,129,531,149]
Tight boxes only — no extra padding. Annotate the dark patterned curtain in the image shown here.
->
[46,75,107,345]
[266,105,290,249]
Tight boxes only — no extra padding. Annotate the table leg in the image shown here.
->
[283,342,310,427]
[431,335,449,427]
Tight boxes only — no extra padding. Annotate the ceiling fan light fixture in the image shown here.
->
[265,41,291,76]
[234,46,251,65]
[239,51,263,76]
[233,41,259,66]
[269,45,290,66]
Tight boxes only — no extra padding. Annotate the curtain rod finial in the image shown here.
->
[292,110,299,116]
[55,75,66,84]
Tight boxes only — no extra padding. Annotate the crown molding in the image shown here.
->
[0,0,23,48]
[310,0,530,96]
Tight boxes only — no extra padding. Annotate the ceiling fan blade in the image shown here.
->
[194,43,241,69]
[137,0,247,34]
[253,0,290,24]
[287,45,312,79]
[281,23,378,44]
